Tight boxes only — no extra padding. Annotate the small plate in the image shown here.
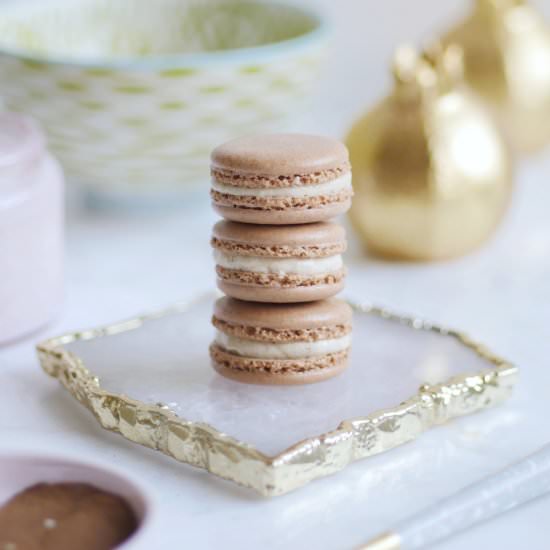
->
[37,293,517,496]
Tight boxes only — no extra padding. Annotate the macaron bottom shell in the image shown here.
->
[209,343,349,385]
[212,199,352,225]
[217,278,345,303]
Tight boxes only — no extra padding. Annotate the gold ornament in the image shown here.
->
[442,0,550,152]
[347,44,513,261]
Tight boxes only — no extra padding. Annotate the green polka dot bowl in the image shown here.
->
[0,0,328,206]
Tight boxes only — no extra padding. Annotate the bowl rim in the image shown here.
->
[0,0,329,69]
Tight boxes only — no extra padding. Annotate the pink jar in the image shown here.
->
[0,113,64,345]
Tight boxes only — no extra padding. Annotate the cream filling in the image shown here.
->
[211,172,351,198]
[214,249,343,276]
[215,331,351,359]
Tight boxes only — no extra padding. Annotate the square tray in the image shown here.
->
[37,293,517,496]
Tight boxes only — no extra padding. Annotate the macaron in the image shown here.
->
[212,220,346,303]
[210,297,353,385]
[210,133,352,224]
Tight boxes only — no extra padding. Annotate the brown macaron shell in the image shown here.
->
[212,201,352,225]
[210,345,349,385]
[211,133,350,177]
[212,220,346,255]
[210,134,352,224]
[210,298,352,385]
[212,221,347,303]
[215,280,344,303]
[213,297,353,330]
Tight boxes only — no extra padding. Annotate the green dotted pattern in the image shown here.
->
[0,50,323,189]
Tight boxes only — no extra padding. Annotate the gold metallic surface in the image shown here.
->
[357,532,401,550]
[36,295,517,497]
[347,43,513,261]
[443,0,550,153]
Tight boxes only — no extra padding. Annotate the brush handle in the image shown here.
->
[361,444,550,549]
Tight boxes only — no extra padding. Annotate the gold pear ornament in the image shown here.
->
[347,44,513,261]
[442,0,550,152]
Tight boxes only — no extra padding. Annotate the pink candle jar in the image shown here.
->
[0,113,64,345]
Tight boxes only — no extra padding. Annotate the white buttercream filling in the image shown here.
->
[214,249,343,276]
[211,172,352,198]
[215,331,351,359]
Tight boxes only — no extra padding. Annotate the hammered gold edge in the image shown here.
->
[36,292,518,497]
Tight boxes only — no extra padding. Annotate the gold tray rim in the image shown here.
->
[36,293,518,497]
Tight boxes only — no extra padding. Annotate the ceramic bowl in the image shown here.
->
[0,0,327,205]
[0,451,152,548]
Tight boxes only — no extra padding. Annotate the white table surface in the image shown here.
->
[2,1,550,548]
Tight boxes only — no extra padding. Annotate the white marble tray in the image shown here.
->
[37,293,517,496]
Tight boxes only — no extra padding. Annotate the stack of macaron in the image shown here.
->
[209,133,353,385]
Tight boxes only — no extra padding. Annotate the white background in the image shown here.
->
[2,1,550,548]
